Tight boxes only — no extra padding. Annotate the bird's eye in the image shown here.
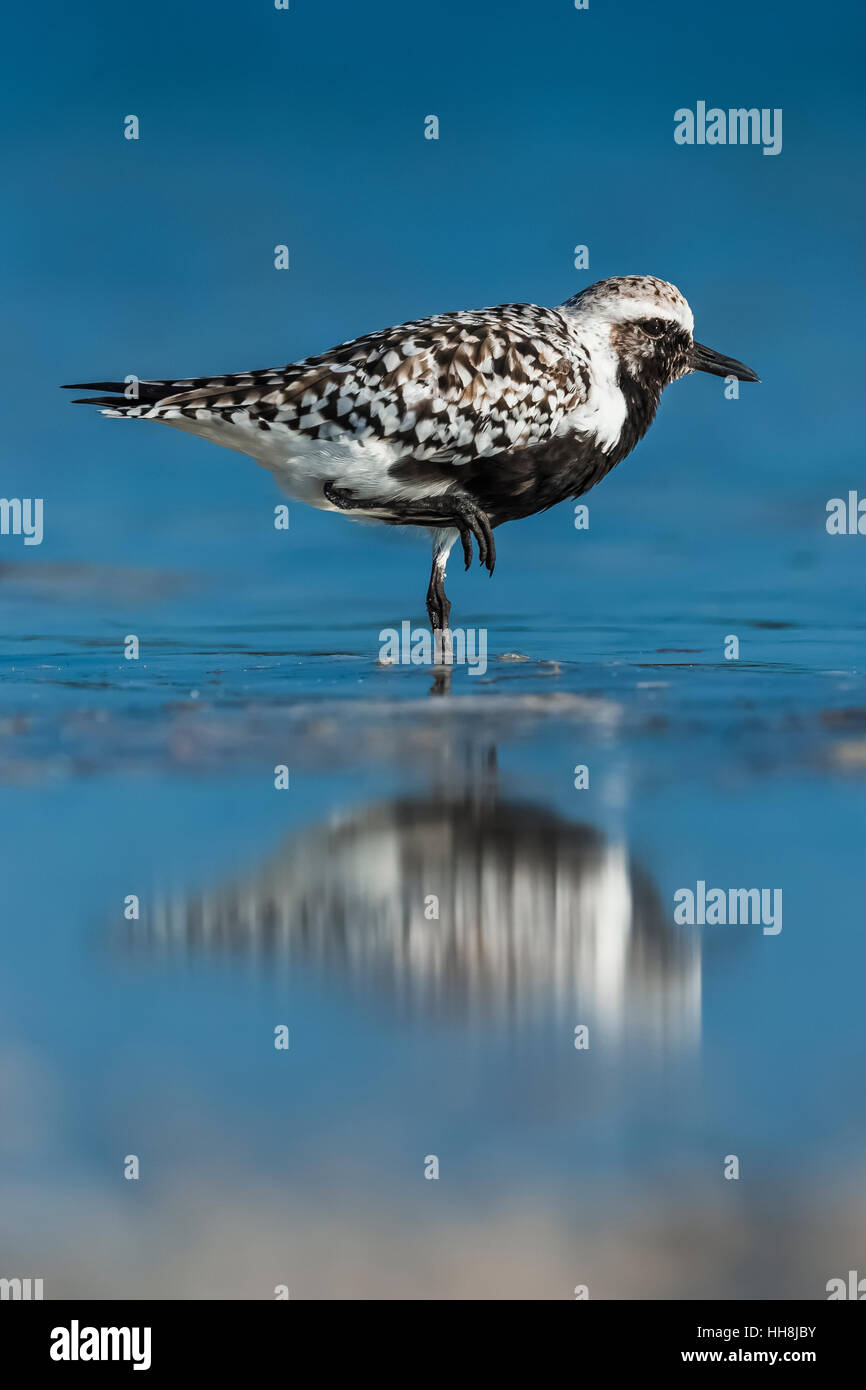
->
[638,318,667,338]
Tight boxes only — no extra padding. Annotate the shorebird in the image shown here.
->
[64,275,759,636]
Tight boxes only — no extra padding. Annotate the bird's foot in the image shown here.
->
[453,501,496,575]
[323,480,366,511]
[324,480,496,575]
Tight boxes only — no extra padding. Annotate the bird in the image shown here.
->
[63,275,759,640]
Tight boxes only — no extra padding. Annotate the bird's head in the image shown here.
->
[560,275,760,391]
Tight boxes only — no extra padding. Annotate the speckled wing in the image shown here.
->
[70,304,590,470]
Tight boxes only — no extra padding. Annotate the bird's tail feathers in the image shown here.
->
[61,379,200,415]
[61,369,297,417]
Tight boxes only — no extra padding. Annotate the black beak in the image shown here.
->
[691,341,760,383]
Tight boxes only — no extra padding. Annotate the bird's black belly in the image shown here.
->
[453,431,619,526]
[386,429,629,529]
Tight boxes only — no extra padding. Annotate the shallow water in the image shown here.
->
[1,492,864,1300]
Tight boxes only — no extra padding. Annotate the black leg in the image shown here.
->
[426,537,455,683]
[426,555,452,632]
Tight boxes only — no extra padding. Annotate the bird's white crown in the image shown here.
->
[560,275,695,335]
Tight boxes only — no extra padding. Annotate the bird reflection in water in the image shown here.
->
[130,765,700,1045]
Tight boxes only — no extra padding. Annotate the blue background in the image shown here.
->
[3,0,864,582]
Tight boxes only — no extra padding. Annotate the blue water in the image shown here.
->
[1,480,864,1297]
[3,0,866,1301]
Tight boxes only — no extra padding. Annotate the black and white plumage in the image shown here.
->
[64,275,759,637]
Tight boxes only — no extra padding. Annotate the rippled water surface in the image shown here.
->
[1,496,864,1299]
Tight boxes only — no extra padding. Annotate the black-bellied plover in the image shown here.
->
[64,275,759,636]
